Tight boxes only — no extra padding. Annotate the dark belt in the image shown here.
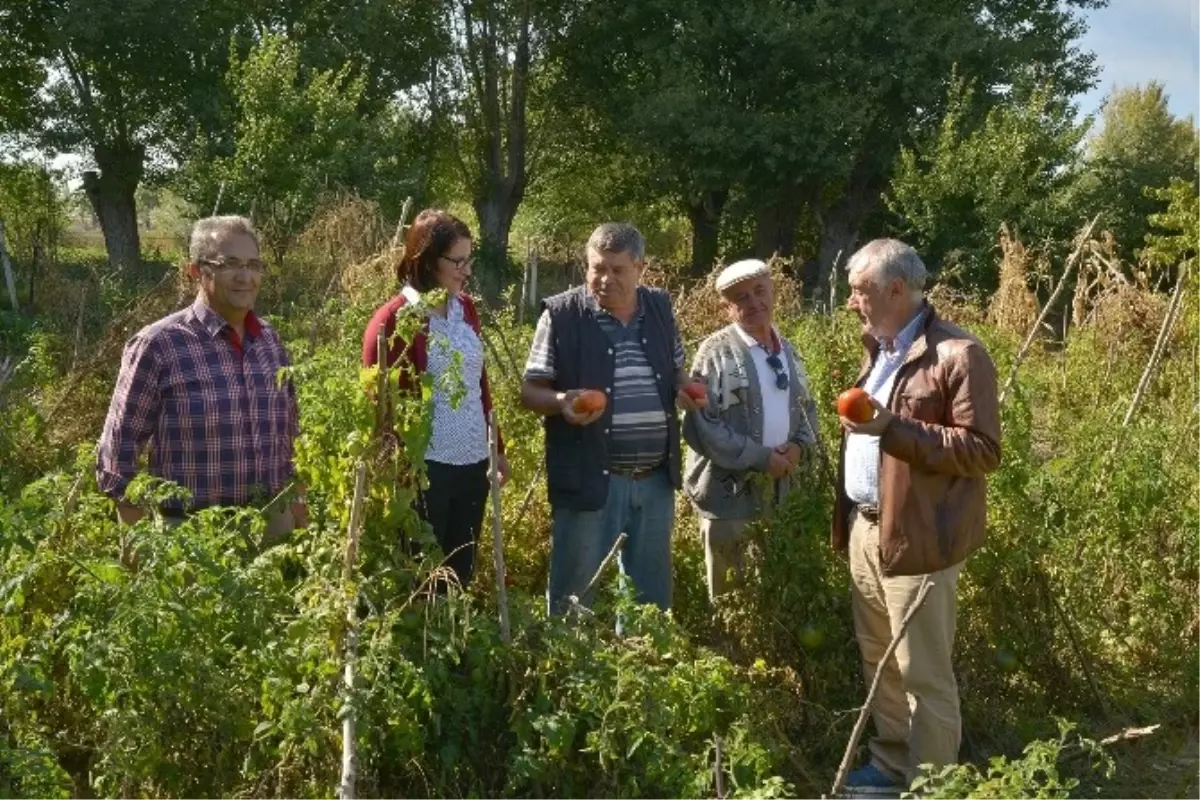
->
[609,464,662,481]
[855,503,880,523]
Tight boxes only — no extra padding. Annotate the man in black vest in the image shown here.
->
[522,222,701,616]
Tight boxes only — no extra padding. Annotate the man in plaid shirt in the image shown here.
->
[96,216,305,540]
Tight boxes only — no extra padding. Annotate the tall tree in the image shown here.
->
[1076,82,1199,264]
[0,0,244,267]
[887,77,1090,290]
[442,0,573,300]
[795,0,1104,295]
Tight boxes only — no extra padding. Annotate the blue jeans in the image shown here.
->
[547,468,675,615]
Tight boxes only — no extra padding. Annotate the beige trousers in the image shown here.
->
[848,508,962,784]
[700,517,751,600]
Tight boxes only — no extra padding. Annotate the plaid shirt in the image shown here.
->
[96,299,299,511]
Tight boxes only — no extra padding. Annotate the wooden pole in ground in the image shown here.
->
[339,461,369,800]
[519,240,530,326]
[488,410,511,643]
[0,218,19,312]
[1122,269,1187,427]
[529,244,539,320]
[999,216,1099,407]
[829,576,933,798]
[391,196,414,249]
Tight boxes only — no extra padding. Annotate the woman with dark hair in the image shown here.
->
[362,209,508,589]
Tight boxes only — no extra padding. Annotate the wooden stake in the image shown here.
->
[714,735,726,799]
[529,244,539,319]
[0,218,19,312]
[999,216,1099,407]
[829,576,933,798]
[1122,269,1187,427]
[391,196,414,249]
[488,409,511,643]
[339,461,369,800]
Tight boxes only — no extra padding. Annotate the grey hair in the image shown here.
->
[845,238,927,297]
[189,215,261,263]
[586,222,645,262]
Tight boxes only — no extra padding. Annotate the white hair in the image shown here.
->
[188,215,261,263]
[845,238,927,300]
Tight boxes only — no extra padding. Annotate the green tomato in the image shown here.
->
[995,647,1018,671]
[799,624,825,649]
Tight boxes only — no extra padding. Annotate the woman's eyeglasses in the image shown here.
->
[765,352,789,391]
[440,254,475,271]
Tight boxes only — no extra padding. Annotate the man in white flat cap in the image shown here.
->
[682,259,820,600]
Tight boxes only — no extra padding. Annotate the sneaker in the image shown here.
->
[843,763,902,799]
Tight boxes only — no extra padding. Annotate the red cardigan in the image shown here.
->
[361,291,505,454]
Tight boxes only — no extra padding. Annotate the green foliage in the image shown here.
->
[0,161,66,266]
[906,720,1115,799]
[178,34,424,263]
[887,77,1091,289]
[1141,177,1199,273]
[1075,82,1200,266]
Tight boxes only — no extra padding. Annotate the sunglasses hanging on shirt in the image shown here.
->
[765,352,789,391]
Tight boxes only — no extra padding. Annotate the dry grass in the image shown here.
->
[1072,233,1171,353]
[986,225,1042,337]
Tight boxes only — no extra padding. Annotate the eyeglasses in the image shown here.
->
[440,254,475,271]
[198,257,266,274]
[765,352,789,391]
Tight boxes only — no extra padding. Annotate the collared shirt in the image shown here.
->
[844,305,928,506]
[96,298,299,511]
[524,291,686,470]
[733,324,791,448]
[406,286,490,466]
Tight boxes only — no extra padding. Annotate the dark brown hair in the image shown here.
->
[397,209,472,292]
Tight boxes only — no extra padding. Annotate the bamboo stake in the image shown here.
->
[211,181,225,216]
[0,218,19,312]
[375,330,389,434]
[339,461,369,800]
[529,244,539,319]
[829,576,933,798]
[714,735,726,799]
[999,216,1099,406]
[488,410,511,643]
[391,196,414,249]
[569,532,629,614]
[519,240,530,326]
[1122,269,1187,427]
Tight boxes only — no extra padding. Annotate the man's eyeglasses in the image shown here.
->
[440,254,475,271]
[198,257,266,274]
[765,352,789,391]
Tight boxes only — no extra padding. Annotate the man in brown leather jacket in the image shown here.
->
[834,239,1001,796]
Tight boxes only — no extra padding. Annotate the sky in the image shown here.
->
[1074,0,1200,123]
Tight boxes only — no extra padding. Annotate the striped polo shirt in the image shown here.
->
[524,291,685,470]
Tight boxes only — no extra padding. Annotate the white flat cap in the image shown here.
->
[715,259,770,293]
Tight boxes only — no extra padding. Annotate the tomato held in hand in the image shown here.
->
[836,387,874,423]
[682,381,707,401]
[572,389,608,415]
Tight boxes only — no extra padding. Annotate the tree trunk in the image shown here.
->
[811,174,877,306]
[753,195,801,261]
[473,192,521,303]
[83,140,145,269]
[686,189,728,277]
[456,0,531,305]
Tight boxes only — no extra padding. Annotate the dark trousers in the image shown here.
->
[418,459,491,589]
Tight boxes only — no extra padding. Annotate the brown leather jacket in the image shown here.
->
[832,306,1002,576]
